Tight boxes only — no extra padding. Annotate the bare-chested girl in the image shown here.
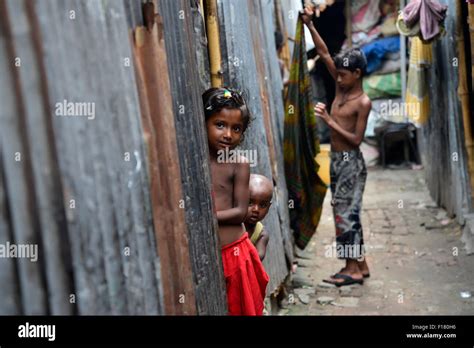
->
[202,87,269,314]
[302,6,372,287]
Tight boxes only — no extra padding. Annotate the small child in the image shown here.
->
[302,6,372,287]
[244,174,272,261]
[202,87,269,315]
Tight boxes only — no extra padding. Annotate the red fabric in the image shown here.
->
[221,233,269,316]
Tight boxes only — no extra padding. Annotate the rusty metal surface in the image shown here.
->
[0,0,297,315]
[159,0,227,315]
[252,0,294,264]
[0,0,73,315]
[132,3,196,315]
[217,0,291,294]
[1,0,165,314]
[421,0,472,222]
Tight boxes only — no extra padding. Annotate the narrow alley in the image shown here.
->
[285,167,474,315]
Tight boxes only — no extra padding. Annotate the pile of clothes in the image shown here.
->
[341,0,403,136]
[340,0,431,165]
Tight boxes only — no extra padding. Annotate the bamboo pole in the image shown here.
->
[400,0,407,113]
[204,0,223,87]
[456,1,474,201]
[469,5,474,89]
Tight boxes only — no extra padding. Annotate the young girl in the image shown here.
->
[202,87,269,315]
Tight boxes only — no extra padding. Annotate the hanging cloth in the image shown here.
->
[283,17,327,249]
[406,36,432,125]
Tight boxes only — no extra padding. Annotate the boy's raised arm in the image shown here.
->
[301,6,338,81]
[216,159,250,224]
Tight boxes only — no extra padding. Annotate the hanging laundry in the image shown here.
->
[283,17,327,250]
[406,36,432,125]
[398,0,447,42]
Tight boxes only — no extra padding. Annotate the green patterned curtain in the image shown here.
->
[283,17,327,249]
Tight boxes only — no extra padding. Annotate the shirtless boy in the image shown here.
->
[302,6,371,287]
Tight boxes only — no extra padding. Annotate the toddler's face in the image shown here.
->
[245,189,272,225]
[206,108,244,153]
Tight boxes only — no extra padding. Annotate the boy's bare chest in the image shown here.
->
[331,98,358,127]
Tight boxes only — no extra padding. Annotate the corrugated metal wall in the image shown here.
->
[158,0,227,315]
[217,0,293,294]
[0,0,228,315]
[0,0,165,314]
[420,0,473,223]
[0,0,294,314]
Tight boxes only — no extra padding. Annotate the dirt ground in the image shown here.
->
[281,167,474,315]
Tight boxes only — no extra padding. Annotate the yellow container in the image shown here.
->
[315,144,331,187]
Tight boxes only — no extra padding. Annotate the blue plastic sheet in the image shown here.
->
[361,36,401,74]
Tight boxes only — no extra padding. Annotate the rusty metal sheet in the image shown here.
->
[4,0,165,314]
[252,0,294,264]
[217,0,290,294]
[158,0,227,315]
[422,0,472,223]
[132,2,196,315]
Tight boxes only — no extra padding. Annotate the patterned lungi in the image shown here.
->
[330,149,367,260]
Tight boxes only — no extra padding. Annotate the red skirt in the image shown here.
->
[221,232,269,316]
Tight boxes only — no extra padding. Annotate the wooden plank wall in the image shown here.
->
[421,0,473,223]
[217,0,292,295]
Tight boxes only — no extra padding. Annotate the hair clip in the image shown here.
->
[223,90,232,98]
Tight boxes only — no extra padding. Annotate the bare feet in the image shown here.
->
[357,259,370,277]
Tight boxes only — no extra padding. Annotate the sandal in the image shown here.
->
[323,273,364,287]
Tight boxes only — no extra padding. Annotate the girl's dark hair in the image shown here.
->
[333,48,368,76]
[202,87,251,132]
